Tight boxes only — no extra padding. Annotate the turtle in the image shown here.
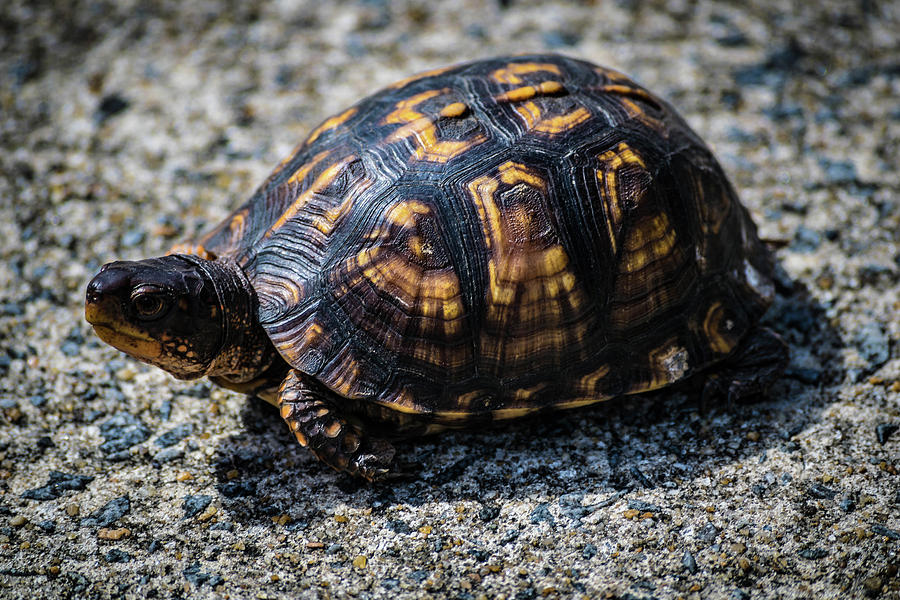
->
[85,54,788,480]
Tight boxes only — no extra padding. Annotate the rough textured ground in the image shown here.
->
[1,1,899,598]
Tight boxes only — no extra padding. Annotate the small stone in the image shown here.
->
[876,423,899,445]
[183,561,224,587]
[386,519,412,534]
[582,543,597,559]
[10,515,27,527]
[856,322,890,369]
[479,505,500,522]
[746,431,761,442]
[697,523,718,544]
[738,558,751,572]
[80,496,130,528]
[353,555,368,569]
[863,577,883,594]
[98,527,130,540]
[99,413,150,454]
[60,339,82,357]
[807,483,838,500]
[627,500,661,513]
[326,543,342,555]
[183,495,213,519]
[530,503,554,527]
[839,497,856,512]
[217,480,256,498]
[22,471,94,501]
[872,524,900,540]
[37,520,56,532]
[155,423,193,448]
[96,93,130,124]
[682,550,697,574]
[153,447,184,463]
[798,547,828,560]
[104,548,131,563]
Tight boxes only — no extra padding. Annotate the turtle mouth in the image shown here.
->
[86,296,164,363]
[89,322,164,363]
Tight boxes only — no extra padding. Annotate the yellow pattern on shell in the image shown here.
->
[305,107,358,146]
[491,62,563,85]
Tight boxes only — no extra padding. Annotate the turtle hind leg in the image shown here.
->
[703,326,789,404]
[278,369,395,481]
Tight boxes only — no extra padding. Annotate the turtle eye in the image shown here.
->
[130,286,170,320]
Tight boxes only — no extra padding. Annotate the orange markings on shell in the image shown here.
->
[384,90,486,163]
[305,107,358,146]
[491,62,562,85]
[266,155,357,237]
[494,80,565,103]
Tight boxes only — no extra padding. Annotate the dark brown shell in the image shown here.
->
[177,54,776,422]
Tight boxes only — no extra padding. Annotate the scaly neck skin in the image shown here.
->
[182,256,278,383]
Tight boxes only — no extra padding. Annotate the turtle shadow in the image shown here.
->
[210,277,844,525]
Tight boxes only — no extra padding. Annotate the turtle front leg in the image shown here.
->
[277,369,395,481]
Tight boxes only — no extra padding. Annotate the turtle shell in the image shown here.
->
[176,54,776,422]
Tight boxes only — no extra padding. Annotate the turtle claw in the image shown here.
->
[278,369,396,480]
[350,439,396,482]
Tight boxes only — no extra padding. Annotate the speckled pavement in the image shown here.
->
[1,1,899,599]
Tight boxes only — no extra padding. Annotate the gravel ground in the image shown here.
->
[1,1,899,598]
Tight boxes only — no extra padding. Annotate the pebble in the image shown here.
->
[792,226,821,253]
[855,322,890,368]
[530,503,554,527]
[872,524,900,540]
[218,480,257,498]
[479,504,500,522]
[104,548,132,563]
[798,548,828,560]
[352,555,368,569]
[21,471,94,501]
[582,543,597,559]
[818,158,857,185]
[37,520,56,532]
[807,484,838,500]
[183,561,224,588]
[696,523,719,544]
[682,550,698,573]
[95,93,130,124]
[183,495,213,520]
[98,527,130,540]
[80,496,130,528]
[627,500,660,513]
[98,413,151,454]
[10,515,27,527]
[152,447,184,463]
[875,423,898,445]
[385,519,412,534]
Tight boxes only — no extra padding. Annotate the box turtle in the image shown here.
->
[86,54,787,480]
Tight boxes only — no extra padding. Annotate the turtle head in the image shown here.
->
[85,255,272,380]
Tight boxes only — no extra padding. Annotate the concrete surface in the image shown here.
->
[1,1,898,598]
